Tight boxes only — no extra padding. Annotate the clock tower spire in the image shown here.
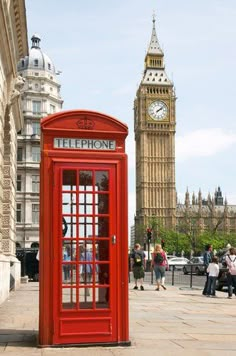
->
[134,16,176,240]
[147,15,163,55]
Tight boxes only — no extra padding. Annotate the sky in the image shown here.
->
[25,0,236,233]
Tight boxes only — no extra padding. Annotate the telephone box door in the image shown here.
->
[53,162,117,345]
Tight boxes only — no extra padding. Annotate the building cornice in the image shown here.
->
[12,0,28,59]
[0,0,28,76]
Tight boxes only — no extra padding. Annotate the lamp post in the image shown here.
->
[146,228,152,271]
[175,224,179,256]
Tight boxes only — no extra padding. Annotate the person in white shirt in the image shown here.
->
[225,247,236,299]
[206,256,219,297]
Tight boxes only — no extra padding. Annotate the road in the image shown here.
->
[129,270,206,289]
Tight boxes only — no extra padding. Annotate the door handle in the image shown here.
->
[111,235,116,244]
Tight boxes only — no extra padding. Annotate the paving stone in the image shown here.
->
[0,282,236,354]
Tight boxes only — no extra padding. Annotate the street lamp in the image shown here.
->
[146,228,152,271]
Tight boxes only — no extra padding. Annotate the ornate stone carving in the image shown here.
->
[8,76,25,107]
[2,239,9,252]
[2,216,10,227]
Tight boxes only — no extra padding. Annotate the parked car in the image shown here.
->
[16,248,39,281]
[216,266,228,291]
[168,257,189,271]
[215,248,230,291]
[166,255,175,260]
[183,256,205,275]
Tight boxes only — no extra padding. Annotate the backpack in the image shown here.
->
[134,252,143,266]
[154,252,164,264]
[227,255,236,275]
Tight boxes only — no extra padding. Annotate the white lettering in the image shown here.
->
[54,138,116,151]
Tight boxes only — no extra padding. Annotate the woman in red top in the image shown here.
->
[151,244,168,291]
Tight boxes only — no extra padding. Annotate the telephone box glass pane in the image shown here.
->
[79,288,93,309]
[62,265,74,284]
[96,264,110,309]
[79,244,97,284]
[62,241,76,261]
[79,219,93,238]
[96,240,109,261]
[79,194,93,214]
[62,193,76,214]
[63,216,77,237]
[95,194,109,214]
[95,171,109,191]
[63,170,76,190]
[99,264,110,284]
[95,288,109,309]
[95,217,109,237]
[62,288,76,309]
[79,171,92,191]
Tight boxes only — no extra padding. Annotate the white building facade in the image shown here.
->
[0,0,28,304]
[16,34,63,251]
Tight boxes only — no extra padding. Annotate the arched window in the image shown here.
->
[31,242,39,248]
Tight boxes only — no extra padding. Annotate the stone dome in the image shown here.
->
[17,34,56,74]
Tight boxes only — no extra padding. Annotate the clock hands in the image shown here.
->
[155,106,163,114]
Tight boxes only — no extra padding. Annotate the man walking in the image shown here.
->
[202,244,213,295]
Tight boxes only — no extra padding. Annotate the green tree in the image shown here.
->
[177,211,201,254]
[134,222,146,246]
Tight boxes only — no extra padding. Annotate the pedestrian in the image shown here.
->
[80,245,94,296]
[202,244,213,295]
[206,256,219,297]
[62,246,71,283]
[131,243,146,290]
[151,243,168,291]
[225,247,236,299]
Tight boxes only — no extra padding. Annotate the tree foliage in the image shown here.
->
[135,216,236,257]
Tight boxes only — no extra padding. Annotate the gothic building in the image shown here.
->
[0,0,28,303]
[177,187,236,234]
[16,34,63,249]
[134,17,176,237]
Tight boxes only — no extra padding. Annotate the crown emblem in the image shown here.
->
[76,117,95,130]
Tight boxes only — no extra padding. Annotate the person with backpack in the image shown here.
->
[131,243,146,290]
[225,247,236,299]
[151,244,168,291]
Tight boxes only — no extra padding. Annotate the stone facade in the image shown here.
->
[0,0,28,303]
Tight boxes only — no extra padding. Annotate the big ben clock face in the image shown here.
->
[148,100,168,120]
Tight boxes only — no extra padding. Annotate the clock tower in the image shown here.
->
[134,17,176,238]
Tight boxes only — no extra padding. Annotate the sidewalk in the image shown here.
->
[0,282,236,355]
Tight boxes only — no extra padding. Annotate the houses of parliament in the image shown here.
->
[134,17,236,242]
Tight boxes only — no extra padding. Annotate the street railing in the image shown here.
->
[129,263,206,289]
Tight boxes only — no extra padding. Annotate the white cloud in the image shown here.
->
[176,128,236,161]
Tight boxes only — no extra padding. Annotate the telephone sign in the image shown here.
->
[54,138,116,150]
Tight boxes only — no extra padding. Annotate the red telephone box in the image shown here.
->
[39,110,130,347]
